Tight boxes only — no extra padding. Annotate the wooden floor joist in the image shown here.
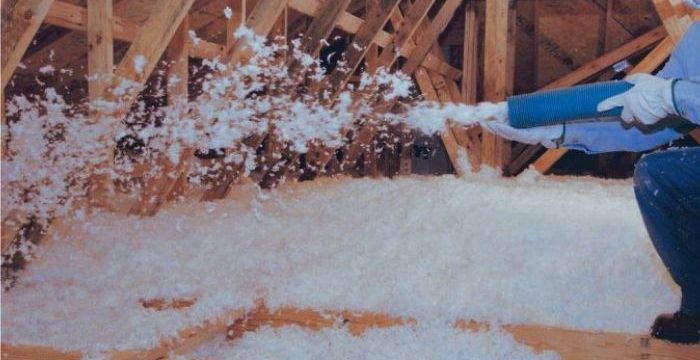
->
[4,303,699,360]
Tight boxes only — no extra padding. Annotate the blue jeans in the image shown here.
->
[634,148,700,315]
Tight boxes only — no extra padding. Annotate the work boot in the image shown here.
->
[651,311,700,344]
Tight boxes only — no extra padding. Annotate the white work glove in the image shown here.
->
[597,74,678,125]
[482,120,564,148]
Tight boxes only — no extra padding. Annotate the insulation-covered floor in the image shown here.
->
[1,172,679,357]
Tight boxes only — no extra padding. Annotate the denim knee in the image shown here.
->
[634,153,664,200]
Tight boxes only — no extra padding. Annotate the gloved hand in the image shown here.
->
[481,120,564,148]
[597,74,678,125]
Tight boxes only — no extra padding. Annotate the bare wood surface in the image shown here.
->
[128,16,190,217]
[326,0,401,93]
[87,0,114,102]
[542,26,667,90]
[44,1,224,60]
[224,0,287,64]
[482,0,514,170]
[1,0,55,89]
[375,0,435,69]
[400,0,462,75]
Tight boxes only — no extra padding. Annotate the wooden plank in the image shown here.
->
[653,0,691,43]
[43,1,224,60]
[272,0,402,181]
[224,0,287,64]
[296,0,351,57]
[87,0,114,103]
[309,1,458,178]
[99,0,193,112]
[400,0,462,76]
[482,0,514,170]
[375,0,435,69]
[200,1,288,200]
[226,0,246,49]
[288,0,392,48]
[326,0,401,93]
[128,16,190,217]
[84,0,193,209]
[1,0,55,90]
[413,67,464,175]
[462,0,478,104]
[542,26,667,90]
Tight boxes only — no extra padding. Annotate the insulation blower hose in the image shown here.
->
[507,81,634,129]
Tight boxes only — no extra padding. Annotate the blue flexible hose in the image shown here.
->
[507,81,633,129]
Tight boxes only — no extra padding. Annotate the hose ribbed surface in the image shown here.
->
[507,81,633,129]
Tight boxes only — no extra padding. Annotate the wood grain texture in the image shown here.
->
[1,0,55,89]
[482,0,514,170]
[326,0,401,93]
[224,0,287,64]
[375,0,435,69]
[44,1,223,60]
[401,0,462,76]
[87,0,114,102]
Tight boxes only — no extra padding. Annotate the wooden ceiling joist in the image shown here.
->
[1,0,55,90]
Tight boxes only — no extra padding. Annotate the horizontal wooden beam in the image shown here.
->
[43,1,224,59]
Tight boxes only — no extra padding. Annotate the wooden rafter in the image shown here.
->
[129,15,191,217]
[1,0,55,90]
[337,0,468,176]
[292,0,352,60]
[200,0,289,201]
[401,0,462,76]
[326,0,402,93]
[43,1,223,60]
[263,0,403,184]
[98,0,193,111]
[224,0,287,64]
[375,0,435,69]
[542,25,667,91]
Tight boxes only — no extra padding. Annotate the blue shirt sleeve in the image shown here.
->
[674,80,700,125]
[562,22,700,154]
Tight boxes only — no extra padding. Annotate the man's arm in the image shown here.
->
[561,22,699,154]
